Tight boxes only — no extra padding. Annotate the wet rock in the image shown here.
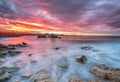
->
[8,43,27,47]
[54,47,60,50]
[59,64,67,68]
[21,73,32,78]
[81,46,93,50]
[0,72,11,81]
[0,44,8,51]
[0,52,7,57]
[28,54,33,56]
[0,66,19,81]
[7,46,16,50]
[8,44,16,47]
[88,78,104,82]
[22,42,27,46]
[89,64,120,81]
[75,55,87,63]
[32,73,54,82]
[8,51,21,56]
[0,66,19,73]
[69,76,83,82]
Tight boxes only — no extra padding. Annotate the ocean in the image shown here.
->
[0,36,120,82]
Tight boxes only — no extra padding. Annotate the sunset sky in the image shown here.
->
[0,0,120,36]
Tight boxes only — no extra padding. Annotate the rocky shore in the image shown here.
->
[0,40,120,82]
[31,46,120,82]
[0,42,28,81]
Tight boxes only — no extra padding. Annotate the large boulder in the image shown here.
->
[89,64,120,81]
[75,55,87,63]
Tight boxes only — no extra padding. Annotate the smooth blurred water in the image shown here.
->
[0,36,120,82]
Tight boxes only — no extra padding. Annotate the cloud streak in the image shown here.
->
[0,0,120,35]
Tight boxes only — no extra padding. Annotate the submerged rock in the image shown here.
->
[89,64,120,81]
[75,55,87,63]
[0,53,7,58]
[59,64,68,68]
[0,66,19,73]
[21,73,32,78]
[8,51,21,56]
[0,72,11,81]
[54,47,60,50]
[0,66,19,81]
[32,73,54,82]
[88,78,104,82]
[81,46,93,50]
[69,76,83,82]
[0,44,8,51]
[28,54,33,56]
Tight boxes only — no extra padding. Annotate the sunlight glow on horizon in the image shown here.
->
[0,18,119,36]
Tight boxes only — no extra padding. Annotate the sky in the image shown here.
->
[0,0,120,36]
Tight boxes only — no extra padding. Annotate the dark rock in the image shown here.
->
[54,47,60,50]
[0,53,7,58]
[7,46,16,50]
[28,54,33,56]
[16,44,24,47]
[50,34,58,38]
[75,55,87,63]
[8,44,15,47]
[0,44,8,51]
[81,46,93,50]
[89,64,120,81]
[8,51,21,56]
[22,42,27,45]
[37,34,61,39]
[37,34,47,38]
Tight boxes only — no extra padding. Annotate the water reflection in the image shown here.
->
[0,36,120,82]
